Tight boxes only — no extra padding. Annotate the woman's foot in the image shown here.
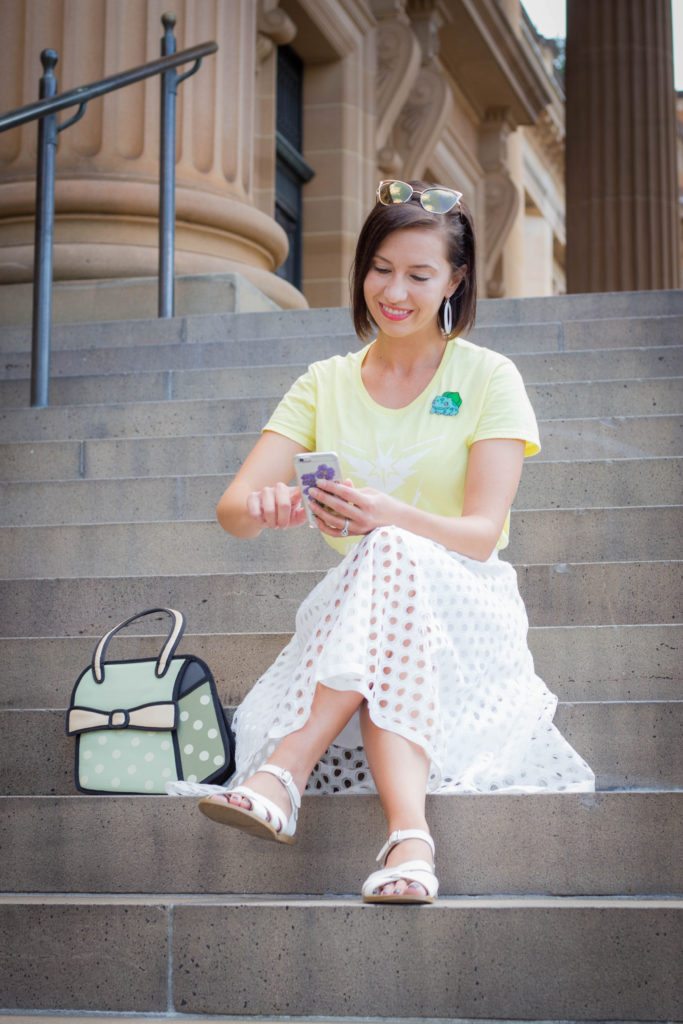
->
[198,763,302,843]
[362,828,438,904]
[379,834,434,897]
[223,768,294,818]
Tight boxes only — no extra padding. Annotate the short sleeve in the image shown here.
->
[470,359,541,458]
[261,367,316,450]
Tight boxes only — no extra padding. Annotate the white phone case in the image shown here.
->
[294,451,343,528]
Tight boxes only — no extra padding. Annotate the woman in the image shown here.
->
[198,179,595,903]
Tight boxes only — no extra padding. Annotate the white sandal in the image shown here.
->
[362,828,438,904]
[197,763,301,844]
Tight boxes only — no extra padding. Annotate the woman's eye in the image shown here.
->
[412,275,429,282]
[372,265,390,274]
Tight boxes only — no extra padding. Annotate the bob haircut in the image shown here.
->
[349,179,477,341]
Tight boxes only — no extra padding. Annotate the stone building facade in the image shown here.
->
[0,0,677,315]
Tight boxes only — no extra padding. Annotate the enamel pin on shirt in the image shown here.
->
[430,391,462,416]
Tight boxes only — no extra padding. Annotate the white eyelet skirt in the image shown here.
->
[230,526,595,795]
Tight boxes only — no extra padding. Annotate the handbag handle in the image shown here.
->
[92,607,186,683]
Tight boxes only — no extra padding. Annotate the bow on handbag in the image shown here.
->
[66,701,178,735]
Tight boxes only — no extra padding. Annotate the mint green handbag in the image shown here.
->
[66,608,235,795]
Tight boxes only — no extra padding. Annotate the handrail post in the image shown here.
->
[158,13,177,318]
[31,49,59,407]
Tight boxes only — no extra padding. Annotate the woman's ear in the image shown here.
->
[447,266,467,299]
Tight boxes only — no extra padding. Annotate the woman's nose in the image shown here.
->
[383,276,408,301]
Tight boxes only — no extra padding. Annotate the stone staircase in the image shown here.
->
[0,289,681,1021]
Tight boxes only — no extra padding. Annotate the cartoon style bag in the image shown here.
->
[66,607,235,795]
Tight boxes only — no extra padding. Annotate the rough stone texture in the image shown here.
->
[2,335,680,387]
[2,506,680,579]
[0,792,680,896]
[1,344,681,410]
[1,458,681,526]
[0,1017,672,1024]
[4,365,681,414]
[0,562,680,639]
[563,315,683,348]
[2,387,683,444]
[1,624,680,710]
[2,701,680,796]
[0,440,83,481]
[172,898,683,1019]
[0,900,168,1010]
[1,416,678,484]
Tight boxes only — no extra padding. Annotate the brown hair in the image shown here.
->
[349,180,477,341]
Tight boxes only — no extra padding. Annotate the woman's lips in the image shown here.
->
[379,302,412,322]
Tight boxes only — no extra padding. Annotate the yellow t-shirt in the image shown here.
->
[262,337,541,555]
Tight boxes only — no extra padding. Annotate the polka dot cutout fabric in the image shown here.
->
[231,527,595,795]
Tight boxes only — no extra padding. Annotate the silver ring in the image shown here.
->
[340,518,350,537]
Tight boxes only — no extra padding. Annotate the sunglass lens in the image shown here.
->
[378,180,413,205]
[421,188,461,213]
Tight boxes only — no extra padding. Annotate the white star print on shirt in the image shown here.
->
[339,436,445,495]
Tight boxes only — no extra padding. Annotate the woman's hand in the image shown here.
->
[246,483,308,530]
[309,479,396,538]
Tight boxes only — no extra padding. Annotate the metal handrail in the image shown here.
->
[0,41,216,133]
[0,14,218,407]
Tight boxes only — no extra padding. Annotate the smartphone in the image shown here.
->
[293,451,343,528]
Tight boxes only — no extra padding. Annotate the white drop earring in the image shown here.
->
[441,297,453,336]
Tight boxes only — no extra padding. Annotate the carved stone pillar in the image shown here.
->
[478,108,520,298]
[255,0,297,218]
[565,0,680,291]
[388,0,453,180]
[372,0,421,176]
[0,0,304,307]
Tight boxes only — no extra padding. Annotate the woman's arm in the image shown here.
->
[216,431,310,538]
[309,437,526,561]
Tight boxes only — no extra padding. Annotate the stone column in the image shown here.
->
[0,0,304,307]
[565,0,680,291]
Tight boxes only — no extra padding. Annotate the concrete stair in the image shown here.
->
[0,289,681,1020]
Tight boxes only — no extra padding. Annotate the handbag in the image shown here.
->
[66,607,235,795]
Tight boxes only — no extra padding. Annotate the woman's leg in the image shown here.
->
[225,683,365,815]
[359,703,433,897]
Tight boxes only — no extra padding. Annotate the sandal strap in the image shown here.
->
[362,859,439,899]
[376,828,435,865]
[258,763,301,812]
[228,785,287,830]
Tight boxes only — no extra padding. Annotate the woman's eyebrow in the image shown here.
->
[374,256,438,270]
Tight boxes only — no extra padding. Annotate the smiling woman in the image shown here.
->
[196,178,595,905]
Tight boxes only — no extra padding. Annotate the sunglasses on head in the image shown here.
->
[376,179,463,215]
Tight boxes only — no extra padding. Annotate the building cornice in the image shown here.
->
[438,0,554,126]
[287,0,376,60]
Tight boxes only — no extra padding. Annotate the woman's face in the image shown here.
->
[363,226,461,341]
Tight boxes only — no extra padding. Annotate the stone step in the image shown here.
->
[1,892,680,1018]
[483,288,683,323]
[1,457,679,526]
[1,791,680,896]
[2,377,681,442]
[0,290,679,355]
[2,344,682,403]
[0,306,355,354]
[1,562,680,637]
[1,311,681,389]
[8,1017,610,1024]
[1,624,679,709]
[6,1018,659,1024]
[3,700,681,796]
[2,507,680,579]
[1,290,679,350]
[2,375,682,429]
[1,415,680,482]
